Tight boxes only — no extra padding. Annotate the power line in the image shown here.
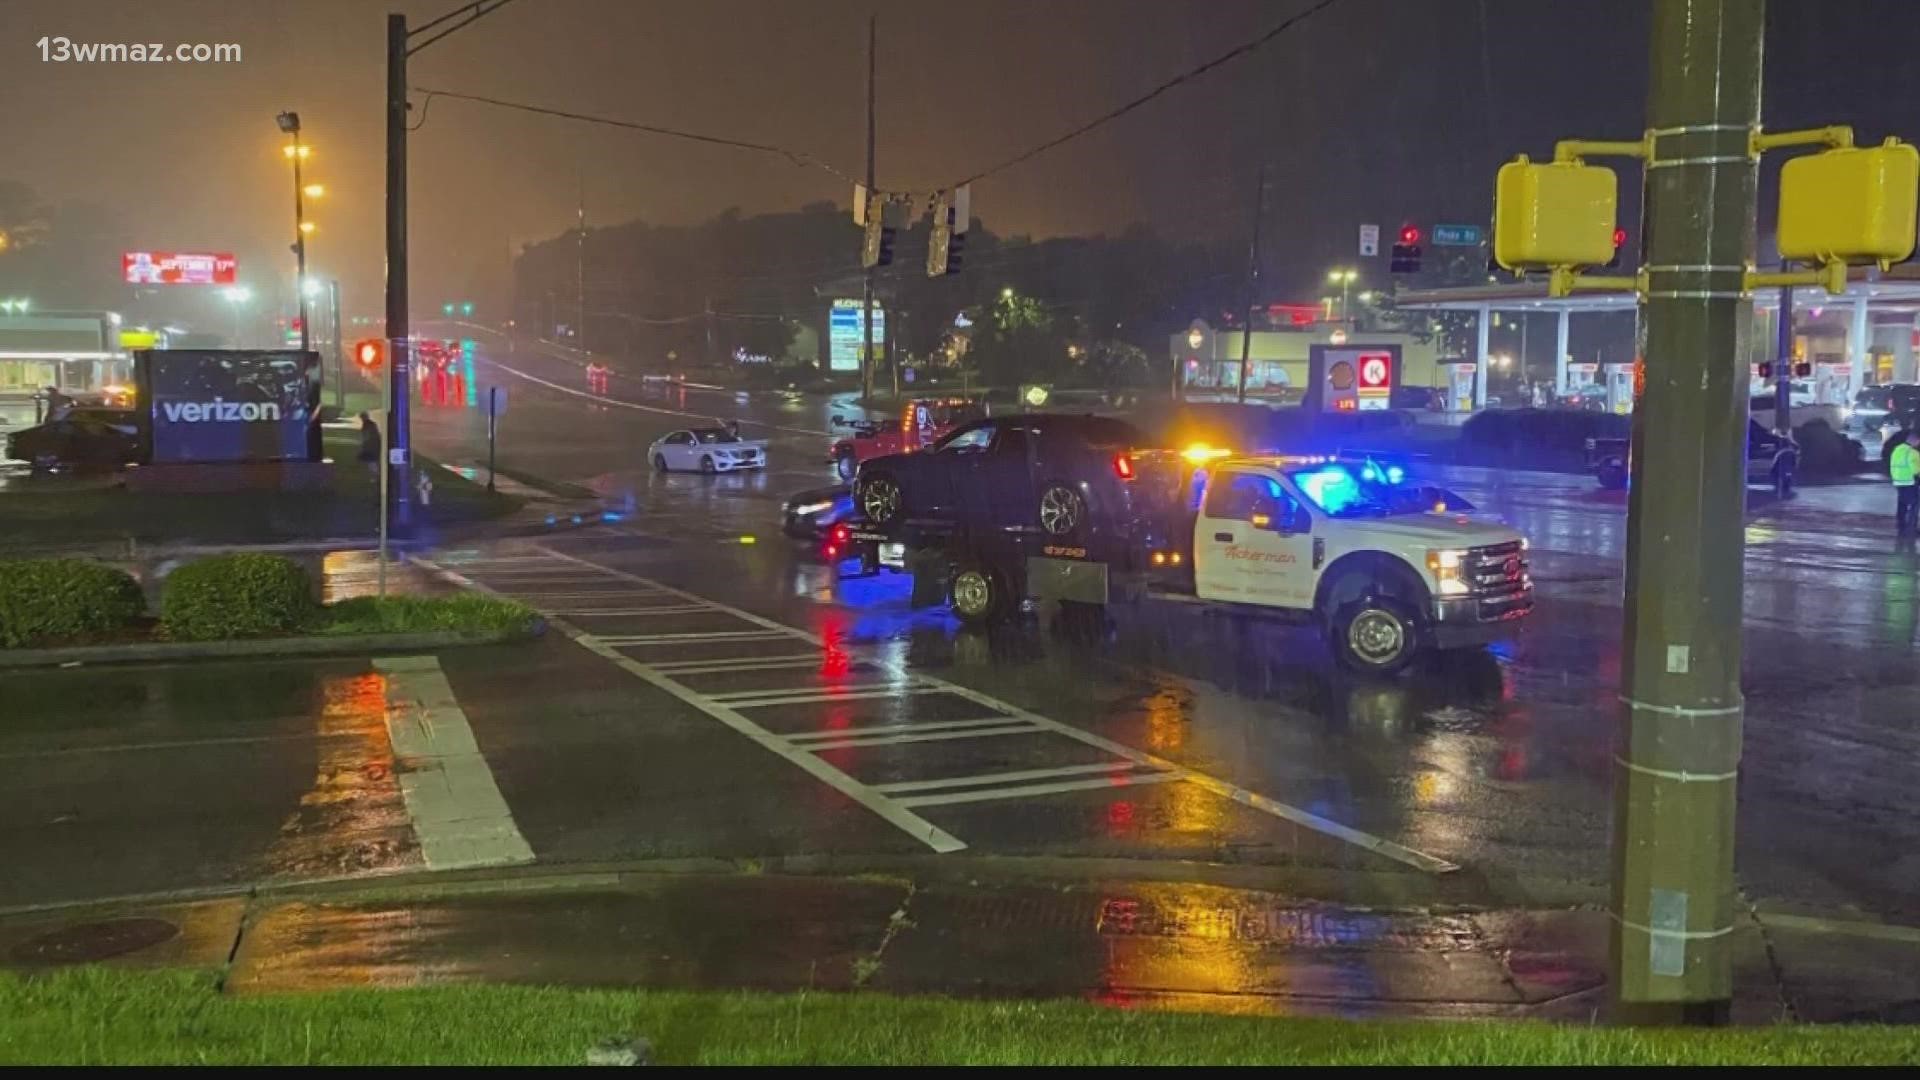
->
[408,86,861,183]
[951,0,1346,188]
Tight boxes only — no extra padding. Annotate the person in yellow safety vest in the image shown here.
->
[1893,431,1920,535]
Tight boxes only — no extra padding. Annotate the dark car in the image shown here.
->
[5,407,141,471]
[1585,419,1797,495]
[852,413,1147,541]
[781,483,854,539]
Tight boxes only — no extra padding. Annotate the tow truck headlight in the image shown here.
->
[1426,548,1471,595]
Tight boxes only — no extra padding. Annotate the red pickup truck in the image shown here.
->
[827,396,985,480]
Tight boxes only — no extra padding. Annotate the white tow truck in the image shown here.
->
[841,452,1533,676]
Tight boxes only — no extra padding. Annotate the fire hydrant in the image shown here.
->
[416,470,434,507]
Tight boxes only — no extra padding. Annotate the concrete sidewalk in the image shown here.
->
[3,868,1914,1024]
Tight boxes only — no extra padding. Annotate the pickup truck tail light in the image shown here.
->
[1112,453,1135,480]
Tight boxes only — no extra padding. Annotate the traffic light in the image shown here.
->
[441,303,454,317]
[861,190,896,268]
[1758,362,1774,379]
[460,301,474,317]
[1792,361,1812,378]
[1605,227,1627,270]
[926,188,969,277]
[353,338,387,371]
[1390,225,1422,274]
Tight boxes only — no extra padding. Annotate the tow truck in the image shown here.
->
[834,451,1532,676]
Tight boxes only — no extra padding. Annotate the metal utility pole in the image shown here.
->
[328,278,344,410]
[385,0,521,533]
[861,13,876,403]
[1611,0,1763,1024]
[278,111,312,352]
[576,172,587,350]
[384,12,413,530]
[1235,161,1267,404]
[1775,267,1795,435]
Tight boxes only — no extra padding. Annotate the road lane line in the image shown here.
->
[597,630,795,644]
[874,761,1147,794]
[797,723,1044,750]
[784,716,1023,743]
[416,559,967,855]
[373,655,534,871]
[895,771,1182,808]
[723,686,949,709]
[526,547,1461,875]
[650,654,833,674]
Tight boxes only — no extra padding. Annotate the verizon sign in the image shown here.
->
[136,349,320,464]
[122,251,238,285]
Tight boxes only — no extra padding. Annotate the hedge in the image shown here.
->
[0,558,146,647]
[160,553,318,641]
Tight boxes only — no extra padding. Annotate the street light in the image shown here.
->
[1000,286,1014,300]
[278,110,312,350]
[302,183,326,198]
[1327,268,1359,324]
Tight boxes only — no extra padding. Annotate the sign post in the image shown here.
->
[486,385,504,493]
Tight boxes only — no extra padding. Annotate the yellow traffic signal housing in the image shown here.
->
[1777,139,1919,268]
[1494,157,1619,270]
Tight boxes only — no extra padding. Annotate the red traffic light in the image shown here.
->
[353,339,386,369]
[1398,225,1421,245]
[1613,228,1627,248]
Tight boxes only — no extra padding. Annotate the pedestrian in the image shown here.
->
[356,411,380,470]
[1893,430,1920,535]
[42,386,71,418]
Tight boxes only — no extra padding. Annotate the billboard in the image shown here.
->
[122,251,238,285]
[828,298,885,372]
[135,349,321,464]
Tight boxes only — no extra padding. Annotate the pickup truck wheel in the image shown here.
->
[950,563,1006,626]
[1037,483,1086,539]
[835,450,858,481]
[1331,596,1421,677]
[858,473,903,525]
[1597,464,1628,490]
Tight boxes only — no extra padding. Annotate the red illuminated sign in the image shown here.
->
[122,251,237,285]
[1357,352,1392,391]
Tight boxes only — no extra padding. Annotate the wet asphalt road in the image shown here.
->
[4,329,1917,930]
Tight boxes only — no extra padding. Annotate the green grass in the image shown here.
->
[317,594,540,638]
[0,432,521,554]
[1,969,1914,1066]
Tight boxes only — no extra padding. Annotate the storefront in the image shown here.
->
[1170,321,1441,402]
[0,312,130,426]
[1396,267,1920,412]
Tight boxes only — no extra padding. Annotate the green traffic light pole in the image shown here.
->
[1611,0,1763,1023]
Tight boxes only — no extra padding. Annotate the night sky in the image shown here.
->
[4,0,1917,327]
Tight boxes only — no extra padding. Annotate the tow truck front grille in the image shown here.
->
[1466,541,1529,595]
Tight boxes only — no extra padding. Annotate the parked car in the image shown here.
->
[853,413,1148,542]
[827,397,985,480]
[781,484,854,539]
[4,407,141,471]
[1585,419,1797,496]
[648,426,767,473]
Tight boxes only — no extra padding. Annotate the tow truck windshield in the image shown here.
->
[1288,462,1474,519]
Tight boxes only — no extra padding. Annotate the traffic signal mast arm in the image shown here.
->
[1501,123,1913,298]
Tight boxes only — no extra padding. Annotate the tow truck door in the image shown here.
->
[1194,467,1314,608]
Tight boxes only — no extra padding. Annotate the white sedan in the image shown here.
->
[649,426,768,473]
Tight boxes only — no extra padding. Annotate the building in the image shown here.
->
[1171,317,1444,401]
[0,311,132,427]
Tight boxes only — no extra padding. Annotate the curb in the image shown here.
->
[0,624,542,670]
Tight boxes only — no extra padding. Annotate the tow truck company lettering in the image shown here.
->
[160,398,282,423]
[1223,544,1296,564]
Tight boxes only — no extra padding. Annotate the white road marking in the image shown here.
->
[518,548,1460,875]
[873,761,1151,795]
[715,685,947,708]
[785,716,1037,744]
[797,723,1044,751]
[895,771,1182,808]
[373,655,534,871]
[597,630,795,645]
[650,654,834,675]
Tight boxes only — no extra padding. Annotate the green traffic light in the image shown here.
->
[442,303,454,316]
[461,302,474,316]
